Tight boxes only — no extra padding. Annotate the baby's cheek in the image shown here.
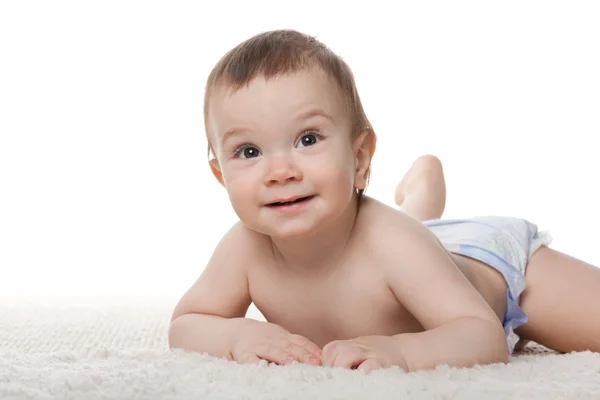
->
[327,164,357,192]
[225,180,255,213]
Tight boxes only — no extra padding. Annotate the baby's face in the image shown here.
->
[208,69,360,238]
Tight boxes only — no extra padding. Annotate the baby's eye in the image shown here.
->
[234,145,261,159]
[296,130,323,148]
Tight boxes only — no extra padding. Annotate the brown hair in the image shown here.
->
[203,29,375,197]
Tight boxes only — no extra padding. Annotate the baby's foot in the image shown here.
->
[395,154,446,221]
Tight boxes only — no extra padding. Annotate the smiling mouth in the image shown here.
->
[266,195,315,207]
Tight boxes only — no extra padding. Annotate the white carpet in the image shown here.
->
[2,300,600,399]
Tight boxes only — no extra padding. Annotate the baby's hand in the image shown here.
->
[321,335,409,373]
[230,320,322,366]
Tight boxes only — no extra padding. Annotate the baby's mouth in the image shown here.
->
[266,195,315,207]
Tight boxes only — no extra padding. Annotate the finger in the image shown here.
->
[357,358,382,374]
[288,334,322,357]
[326,343,366,369]
[283,337,321,365]
[237,352,262,365]
[254,345,298,365]
[321,340,339,366]
[333,349,366,369]
[285,344,320,366]
[321,340,354,367]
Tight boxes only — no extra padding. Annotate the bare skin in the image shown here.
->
[248,196,508,348]
[396,155,600,354]
[170,195,508,371]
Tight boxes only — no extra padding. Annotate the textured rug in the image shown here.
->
[1,300,600,400]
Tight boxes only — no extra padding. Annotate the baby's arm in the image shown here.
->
[383,216,509,371]
[168,222,254,357]
[168,222,321,365]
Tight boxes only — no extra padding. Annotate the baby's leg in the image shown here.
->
[395,155,446,221]
[515,246,600,352]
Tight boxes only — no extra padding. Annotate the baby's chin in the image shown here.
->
[245,220,324,240]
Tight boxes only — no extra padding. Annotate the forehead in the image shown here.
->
[208,69,348,141]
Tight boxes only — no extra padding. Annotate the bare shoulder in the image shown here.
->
[356,196,439,254]
[217,220,273,260]
[356,197,499,329]
[170,221,271,322]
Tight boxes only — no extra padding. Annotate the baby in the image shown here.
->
[168,29,600,373]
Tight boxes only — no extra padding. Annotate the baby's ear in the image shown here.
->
[353,129,377,189]
[209,158,225,187]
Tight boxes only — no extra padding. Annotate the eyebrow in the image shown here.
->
[221,127,249,146]
[295,108,336,125]
[221,108,335,146]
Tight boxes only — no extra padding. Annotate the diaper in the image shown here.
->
[423,216,553,354]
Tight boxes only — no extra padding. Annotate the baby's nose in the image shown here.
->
[264,156,303,185]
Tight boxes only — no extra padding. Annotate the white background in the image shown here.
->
[1,1,599,308]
